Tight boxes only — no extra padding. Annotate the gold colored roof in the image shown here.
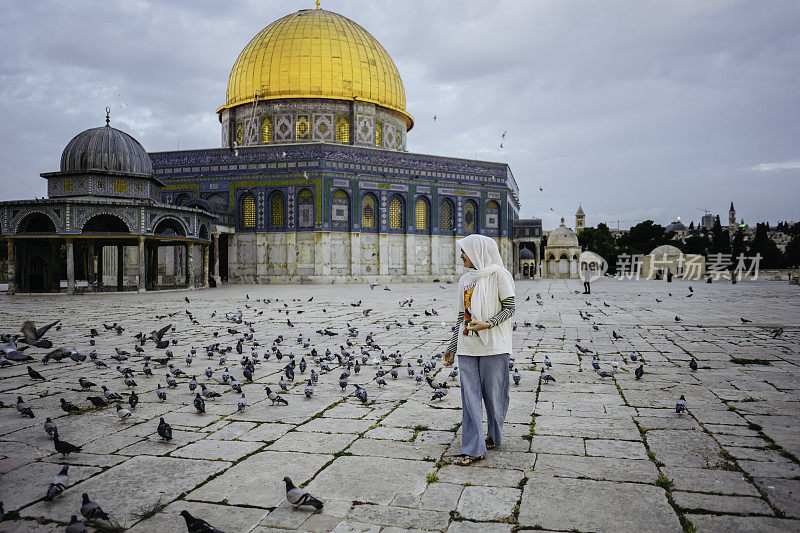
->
[221,9,413,129]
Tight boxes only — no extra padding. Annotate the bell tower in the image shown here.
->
[575,205,585,232]
[728,202,736,234]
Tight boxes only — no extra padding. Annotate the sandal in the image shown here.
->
[485,436,496,450]
[455,454,485,466]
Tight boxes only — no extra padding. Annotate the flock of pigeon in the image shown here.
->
[1,283,786,531]
[0,290,510,531]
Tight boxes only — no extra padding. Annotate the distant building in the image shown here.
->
[665,218,688,238]
[575,205,585,233]
[512,218,542,278]
[700,213,715,230]
[639,245,705,280]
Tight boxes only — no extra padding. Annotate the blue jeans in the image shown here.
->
[458,353,510,457]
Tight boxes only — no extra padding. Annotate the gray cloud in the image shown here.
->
[1,0,798,229]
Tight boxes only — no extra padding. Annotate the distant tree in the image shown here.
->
[617,220,669,255]
[688,221,695,231]
[578,223,618,274]
[747,222,784,269]
[681,233,710,255]
[731,227,746,262]
[710,216,731,254]
[785,222,800,267]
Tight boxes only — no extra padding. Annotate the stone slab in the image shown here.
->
[456,485,521,521]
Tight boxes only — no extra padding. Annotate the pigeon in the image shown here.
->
[596,368,613,379]
[512,368,521,385]
[279,376,288,391]
[81,492,110,522]
[87,396,107,407]
[194,393,206,413]
[634,365,644,380]
[544,355,552,368]
[166,374,178,388]
[189,376,198,392]
[20,319,60,345]
[448,367,459,380]
[53,429,82,456]
[66,515,88,533]
[351,384,368,403]
[265,387,288,405]
[771,327,784,339]
[305,380,314,398]
[200,384,221,400]
[540,368,556,384]
[180,510,226,533]
[630,353,639,362]
[205,367,213,378]
[116,404,132,421]
[128,390,139,410]
[101,386,122,401]
[79,377,96,390]
[612,330,622,340]
[44,465,69,501]
[237,393,247,412]
[157,417,173,443]
[124,376,138,388]
[675,316,681,322]
[16,396,35,417]
[61,398,80,414]
[740,317,752,324]
[283,476,324,510]
[575,344,592,354]
[689,358,698,371]
[27,366,46,381]
[431,382,449,401]
[44,417,57,438]
[676,395,687,414]
[156,384,167,401]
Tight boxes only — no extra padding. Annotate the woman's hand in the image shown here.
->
[443,350,455,367]
[465,320,491,332]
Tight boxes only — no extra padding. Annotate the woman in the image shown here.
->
[443,234,515,466]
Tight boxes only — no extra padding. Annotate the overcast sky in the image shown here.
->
[1,0,798,230]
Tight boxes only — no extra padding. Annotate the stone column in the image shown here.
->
[116,244,124,291]
[212,233,220,285]
[453,235,461,274]
[203,244,210,288]
[137,236,146,293]
[86,243,95,292]
[66,237,75,294]
[314,232,331,277]
[6,238,16,294]
[286,232,297,277]
[430,235,440,277]
[187,243,195,289]
[405,233,415,277]
[378,233,388,277]
[350,232,361,276]
[512,242,519,279]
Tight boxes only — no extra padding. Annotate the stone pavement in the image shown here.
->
[0,277,798,532]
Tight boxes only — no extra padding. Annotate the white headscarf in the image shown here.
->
[458,234,510,344]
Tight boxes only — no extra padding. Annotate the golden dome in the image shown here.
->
[220,8,413,129]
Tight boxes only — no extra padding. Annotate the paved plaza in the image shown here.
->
[0,278,798,532]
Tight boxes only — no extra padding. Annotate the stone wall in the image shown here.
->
[223,230,512,284]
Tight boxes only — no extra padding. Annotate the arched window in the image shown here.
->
[240,194,256,229]
[261,116,273,143]
[415,197,429,233]
[389,195,404,230]
[174,193,190,206]
[361,193,377,230]
[268,191,286,229]
[464,200,477,234]
[440,198,454,233]
[297,188,314,229]
[336,116,350,143]
[331,189,351,231]
[486,200,500,235]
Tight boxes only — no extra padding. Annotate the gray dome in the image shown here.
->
[665,220,686,232]
[60,125,153,176]
[520,248,535,260]
[547,223,579,247]
[650,244,683,256]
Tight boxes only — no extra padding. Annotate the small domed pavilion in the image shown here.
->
[0,113,213,293]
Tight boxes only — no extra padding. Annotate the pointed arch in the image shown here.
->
[415,196,430,234]
[440,198,455,234]
[388,194,405,231]
[297,188,315,229]
[361,192,378,232]
[268,190,286,229]
[239,192,256,229]
[331,189,351,231]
